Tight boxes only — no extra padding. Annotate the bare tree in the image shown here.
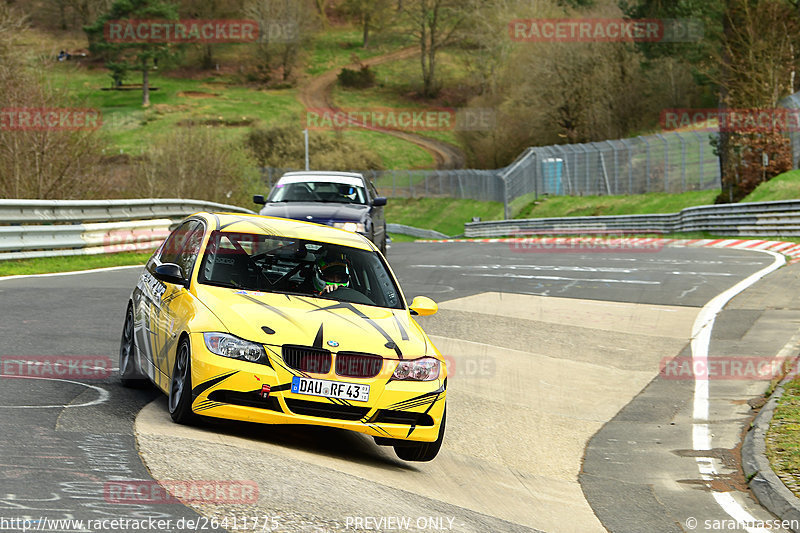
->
[244,0,317,82]
[341,0,392,48]
[711,0,799,201]
[401,0,469,98]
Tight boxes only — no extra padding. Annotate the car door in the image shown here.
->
[146,220,204,388]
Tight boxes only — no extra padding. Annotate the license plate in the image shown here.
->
[291,376,370,402]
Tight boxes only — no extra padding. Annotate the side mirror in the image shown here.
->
[372,196,387,207]
[253,195,267,205]
[154,263,187,287]
[409,296,437,317]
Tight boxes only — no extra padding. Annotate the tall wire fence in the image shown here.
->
[499,130,724,217]
[261,97,800,219]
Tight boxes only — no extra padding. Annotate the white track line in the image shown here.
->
[0,375,109,409]
[691,249,785,532]
[0,264,142,282]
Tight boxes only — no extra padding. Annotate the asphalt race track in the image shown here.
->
[1,242,799,533]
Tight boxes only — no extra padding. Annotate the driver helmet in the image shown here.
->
[313,258,351,292]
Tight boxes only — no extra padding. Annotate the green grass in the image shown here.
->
[387,233,418,242]
[767,376,800,498]
[514,190,719,219]
[28,23,468,169]
[0,252,151,276]
[330,52,466,148]
[386,197,504,237]
[48,62,305,155]
[344,130,434,169]
[743,170,800,203]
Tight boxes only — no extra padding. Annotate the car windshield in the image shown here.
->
[198,231,402,309]
[268,180,368,204]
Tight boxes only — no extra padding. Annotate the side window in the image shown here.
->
[175,224,205,279]
[159,221,199,272]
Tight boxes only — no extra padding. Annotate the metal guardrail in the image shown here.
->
[0,199,252,224]
[0,199,253,261]
[464,200,800,238]
[386,223,451,240]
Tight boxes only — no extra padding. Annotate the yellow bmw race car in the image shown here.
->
[119,213,447,461]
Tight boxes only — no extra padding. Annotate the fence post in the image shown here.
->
[606,140,618,194]
[503,173,511,220]
[620,138,633,194]
[654,133,669,192]
[693,131,705,189]
[638,136,651,192]
[678,132,687,192]
[580,144,590,193]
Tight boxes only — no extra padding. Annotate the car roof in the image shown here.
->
[193,212,374,251]
[277,172,365,187]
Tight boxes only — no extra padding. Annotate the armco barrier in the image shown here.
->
[0,199,253,261]
[464,200,800,238]
[387,223,450,240]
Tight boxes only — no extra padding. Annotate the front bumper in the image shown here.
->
[188,333,446,442]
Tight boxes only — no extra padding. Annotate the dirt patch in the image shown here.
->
[176,117,254,127]
[298,46,466,169]
[177,91,220,98]
[673,408,761,496]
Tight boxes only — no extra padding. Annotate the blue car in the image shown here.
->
[254,172,388,254]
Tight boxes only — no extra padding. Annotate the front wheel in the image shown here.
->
[394,408,446,462]
[168,337,196,424]
[119,304,147,388]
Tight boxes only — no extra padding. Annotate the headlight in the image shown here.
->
[333,222,366,233]
[203,332,269,365]
[393,357,440,381]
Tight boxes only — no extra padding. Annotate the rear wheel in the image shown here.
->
[168,337,196,424]
[394,408,446,462]
[119,305,147,388]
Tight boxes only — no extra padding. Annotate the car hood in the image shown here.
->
[258,202,369,224]
[196,285,427,360]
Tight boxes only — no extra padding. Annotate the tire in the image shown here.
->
[394,408,446,462]
[119,304,148,388]
[168,337,196,424]
[380,232,387,256]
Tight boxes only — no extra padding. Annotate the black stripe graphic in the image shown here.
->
[311,302,403,359]
[191,371,237,398]
[313,324,324,349]
[393,314,409,341]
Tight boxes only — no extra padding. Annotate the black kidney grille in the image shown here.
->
[282,345,331,374]
[335,352,384,379]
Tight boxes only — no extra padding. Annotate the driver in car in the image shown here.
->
[312,258,351,294]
